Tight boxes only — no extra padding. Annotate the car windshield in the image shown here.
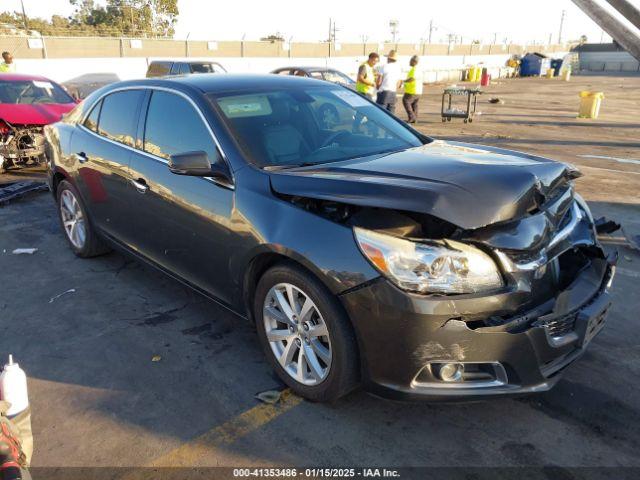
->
[0,79,73,105]
[209,86,424,168]
[322,70,354,84]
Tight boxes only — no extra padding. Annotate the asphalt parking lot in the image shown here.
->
[0,75,639,475]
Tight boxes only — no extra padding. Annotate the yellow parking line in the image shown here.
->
[148,389,303,467]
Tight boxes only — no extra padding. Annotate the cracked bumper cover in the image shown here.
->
[339,252,616,401]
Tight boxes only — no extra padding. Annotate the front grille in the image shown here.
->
[538,312,577,338]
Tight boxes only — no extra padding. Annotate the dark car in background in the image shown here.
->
[45,74,615,402]
[271,66,355,89]
[146,60,227,78]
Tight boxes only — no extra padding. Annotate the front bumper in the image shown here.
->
[339,253,616,401]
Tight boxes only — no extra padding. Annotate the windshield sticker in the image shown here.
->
[218,95,272,118]
[331,90,370,108]
[32,81,54,90]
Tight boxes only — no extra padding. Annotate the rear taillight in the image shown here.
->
[0,120,10,135]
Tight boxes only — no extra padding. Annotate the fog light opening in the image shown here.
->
[435,362,464,382]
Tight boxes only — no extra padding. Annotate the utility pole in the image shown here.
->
[428,20,434,44]
[604,0,640,30]
[571,0,640,60]
[558,9,566,43]
[389,19,399,46]
[328,18,332,57]
[20,0,28,31]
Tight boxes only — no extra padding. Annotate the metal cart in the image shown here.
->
[441,87,481,123]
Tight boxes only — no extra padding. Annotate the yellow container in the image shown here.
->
[474,66,481,82]
[545,68,554,78]
[467,66,477,82]
[562,69,571,82]
[578,91,604,119]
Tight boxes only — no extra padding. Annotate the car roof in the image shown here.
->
[149,59,223,64]
[0,73,60,83]
[109,74,332,95]
[275,66,338,72]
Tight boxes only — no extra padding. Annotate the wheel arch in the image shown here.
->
[51,170,69,196]
[241,246,351,325]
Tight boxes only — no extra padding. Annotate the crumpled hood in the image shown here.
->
[268,140,572,230]
[0,103,75,126]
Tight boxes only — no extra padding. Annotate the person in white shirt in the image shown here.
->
[375,50,402,113]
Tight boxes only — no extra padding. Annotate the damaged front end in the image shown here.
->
[0,120,46,173]
[270,155,617,399]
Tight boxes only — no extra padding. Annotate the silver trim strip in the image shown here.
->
[412,362,509,389]
[495,202,584,273]
[548,203,583,249]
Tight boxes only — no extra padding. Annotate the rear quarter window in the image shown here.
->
[83,100,102,131]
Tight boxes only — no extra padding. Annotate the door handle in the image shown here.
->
[74,152,88,164]
[131,178,149,194]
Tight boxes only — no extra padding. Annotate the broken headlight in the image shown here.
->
[354,228,503,294]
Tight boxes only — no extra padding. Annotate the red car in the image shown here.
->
[0,73,77,173]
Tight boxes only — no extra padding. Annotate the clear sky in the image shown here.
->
[5,0,640,43]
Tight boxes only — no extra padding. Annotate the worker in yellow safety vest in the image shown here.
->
[0,52,15,73]
[356,52,379,100]
[402,55,422,124]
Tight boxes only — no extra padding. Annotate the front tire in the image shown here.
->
[254,263,359,402]
[56,180,110,258]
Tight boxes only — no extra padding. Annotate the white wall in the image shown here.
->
[14,52,567,86]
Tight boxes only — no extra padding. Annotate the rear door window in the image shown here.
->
[143,90,218,162]
[179,63,191,74]
[170,63,181,75]
[97,90,144,147]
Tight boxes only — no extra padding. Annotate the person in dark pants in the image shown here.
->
[402,55,422,123]
[376,50,402,113]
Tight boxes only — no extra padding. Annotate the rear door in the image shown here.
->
[127,89,236,302]
[71,89,145,243]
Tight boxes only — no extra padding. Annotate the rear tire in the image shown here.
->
[254,263,359,402]
[56,180,110,258]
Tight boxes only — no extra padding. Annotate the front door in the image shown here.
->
[127,89,236,304]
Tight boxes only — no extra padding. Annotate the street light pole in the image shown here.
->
[20,0,29,31]
[558,9,566,43]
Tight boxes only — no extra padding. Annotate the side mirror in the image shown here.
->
[169,151,213,176]
[168,150,233,187]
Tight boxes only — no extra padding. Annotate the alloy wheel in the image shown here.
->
[263,283,332,386]
[59,189,86,249]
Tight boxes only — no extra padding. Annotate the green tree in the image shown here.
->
[0,0,179,37]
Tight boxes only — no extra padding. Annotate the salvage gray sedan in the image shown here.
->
[45,74,616,402]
